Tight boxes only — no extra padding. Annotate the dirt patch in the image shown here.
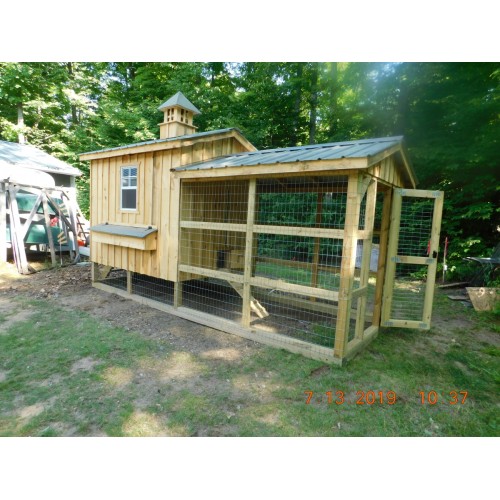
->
[71,357,100,374]
[0,297,35,334]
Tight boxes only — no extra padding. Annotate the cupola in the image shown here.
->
[158,91,201,139]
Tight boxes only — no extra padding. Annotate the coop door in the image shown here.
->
[381,189,444,329]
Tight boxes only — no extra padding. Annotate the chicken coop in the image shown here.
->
[80,92,443,364]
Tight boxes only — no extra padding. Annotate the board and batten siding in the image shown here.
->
[90,136,248,281]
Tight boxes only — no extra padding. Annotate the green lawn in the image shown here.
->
[0,290,498,436]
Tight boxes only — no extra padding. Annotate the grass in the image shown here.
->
[0,289,498,437]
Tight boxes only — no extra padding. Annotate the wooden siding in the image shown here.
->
[90,136,248,280]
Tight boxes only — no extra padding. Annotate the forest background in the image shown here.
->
[0,62,498,280]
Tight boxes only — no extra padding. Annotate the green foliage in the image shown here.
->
[0,62,497,266]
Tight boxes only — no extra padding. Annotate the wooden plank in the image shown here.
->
[92,281,341,364]
[422,191,444,325]
[393,255,435,265]
[41,193,57,266]
[91,232,157,251]
[80,129,256,161]
[250,275,339,302]
[334,172,360,359]
[173,158,368,180]
[180,220,246,232]
[351,286,368,299]
[372,189,392,326]
[254,224,344,239]
[0,183,6,262]
[178,264,244,283]
[381,188,402,323]
[396,188,442,199]
[382,319,430,330]
[8,187,31,274]
[144,153,154,226]
[167,152,181,281]
[242,179,256,326]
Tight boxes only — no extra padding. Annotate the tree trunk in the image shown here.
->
[17,103,25,144]
[308,63,319,145]
[291,64,303,146]
[66,62,79,126]
[328,62,338,139]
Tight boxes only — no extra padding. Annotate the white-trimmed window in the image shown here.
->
[121,166,137,210]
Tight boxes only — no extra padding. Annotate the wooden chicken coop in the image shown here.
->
[80,91,443,364]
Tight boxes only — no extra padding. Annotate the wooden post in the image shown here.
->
[0,182,6,263]
[354,177,377,340]
[372,189,392,326]
[127,270,133,294]
[41,191,57,266]
[8,186,31,274]
[334,173,361,358]
[242,179,257,327]
[381,188,403,324]
[310,192,324,299]
[174,281,183,308]
[91,262,99,282]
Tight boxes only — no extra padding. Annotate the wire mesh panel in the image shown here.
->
[397,197,435,257]
[390,263,427,320]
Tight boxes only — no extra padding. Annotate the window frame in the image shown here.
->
[120,165,138,212]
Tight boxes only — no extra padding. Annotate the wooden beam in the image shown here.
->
[80,129,257,161]
[381,188,403,323]
[127,271,133,294]
[334,173,361,358]
[372,189,392,326]
[173,158,368,180]
[250,275,339,302]
[41,194,57,266]
[8,186,31,274]
[178,264,245,283]
[242,179,256,326]
[173,281,183,308]
[422,192,444,325]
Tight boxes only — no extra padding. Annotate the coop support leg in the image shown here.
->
[174,281,183,308]
[127,271,133,294]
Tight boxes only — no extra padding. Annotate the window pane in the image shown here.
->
[122,178,129,187]
[122,188,137,209]
[130,177,137,187]
[130,167,137,177]
[122,167,129,177]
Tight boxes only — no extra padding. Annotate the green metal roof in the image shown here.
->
[90,224,157,238]
[158,91,201,114]
[175,136,405,171]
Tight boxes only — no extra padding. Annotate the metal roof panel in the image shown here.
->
[90,224,157,238]
[0,140,81,177]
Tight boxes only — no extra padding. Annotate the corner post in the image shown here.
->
[334,173,361,359]
[0,181,6,263]
[242,178,257,327]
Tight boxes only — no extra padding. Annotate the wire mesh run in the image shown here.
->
[390,263,427,320]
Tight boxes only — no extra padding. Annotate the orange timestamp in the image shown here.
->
[304,390,397,405]
[418,390,468,405]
